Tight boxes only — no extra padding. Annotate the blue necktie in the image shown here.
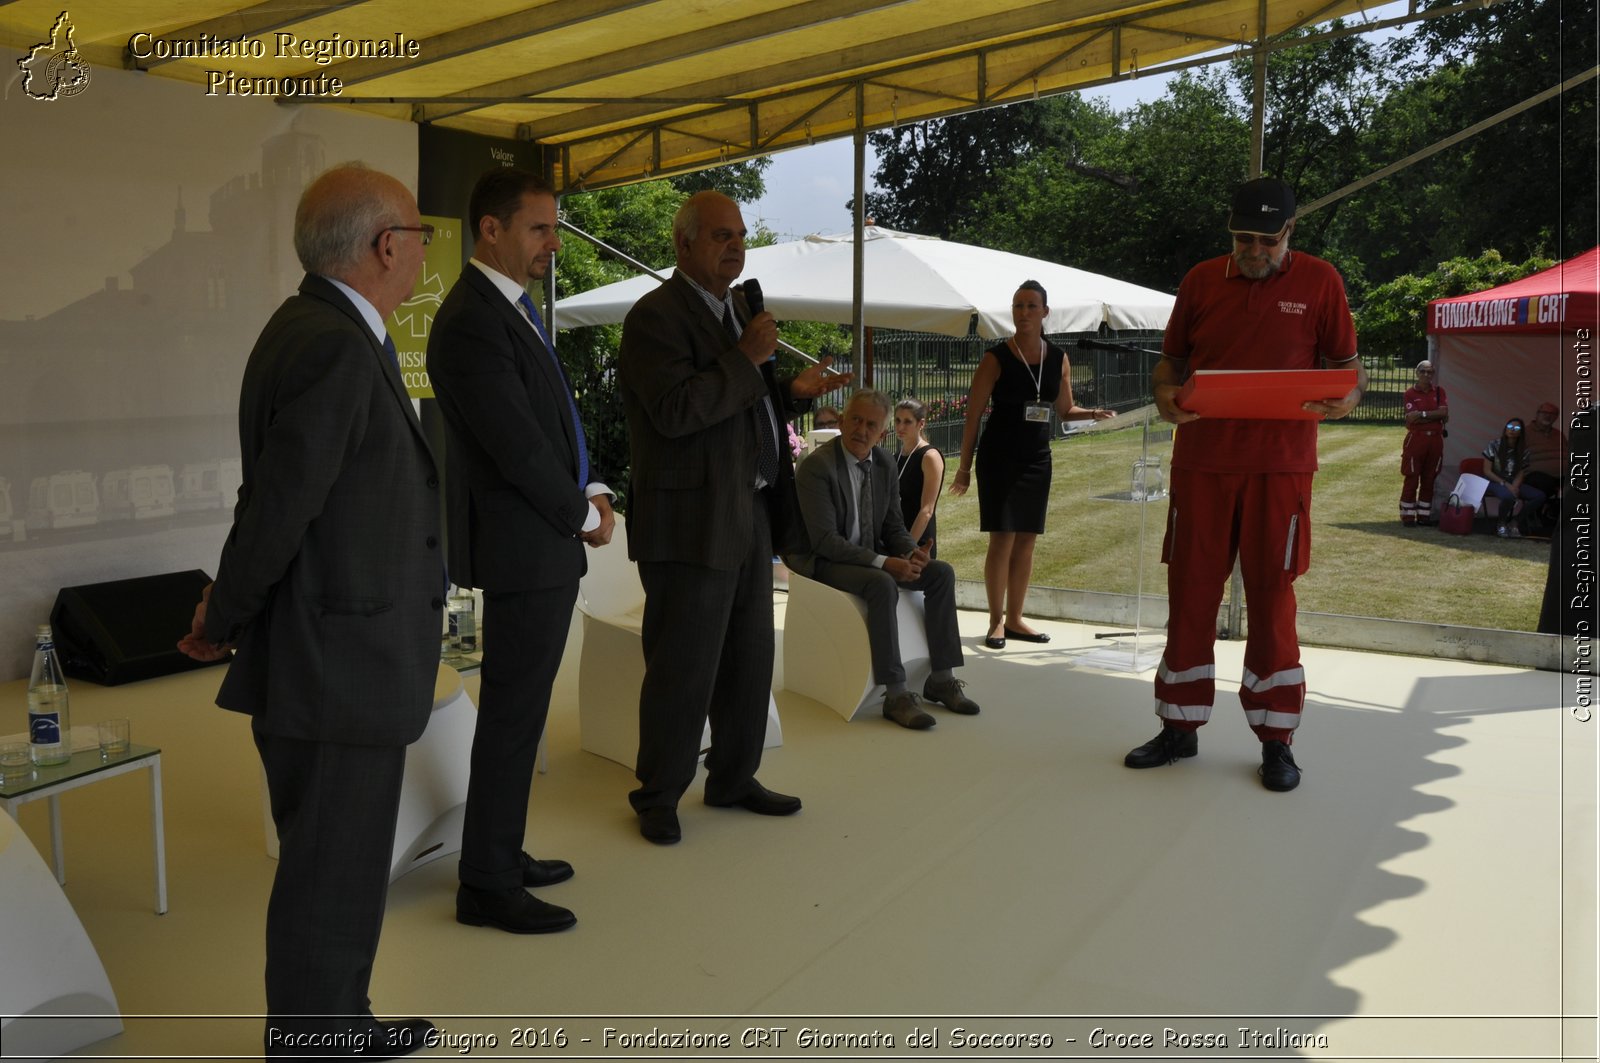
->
[518,292,590,488]
[381,334,399,371]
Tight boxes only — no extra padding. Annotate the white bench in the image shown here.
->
[577,515,782,769]
[781,572,929,721]
[0,812,123,1059]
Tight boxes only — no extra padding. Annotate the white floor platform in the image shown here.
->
[3,602,1593,1062]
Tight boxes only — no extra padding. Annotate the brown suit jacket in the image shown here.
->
[619,270,808,569]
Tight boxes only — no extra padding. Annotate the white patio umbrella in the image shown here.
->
[554,225,1173,339]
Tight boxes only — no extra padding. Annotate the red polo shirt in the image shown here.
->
[1164,250,1358,473]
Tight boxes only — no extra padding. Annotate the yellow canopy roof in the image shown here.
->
[3,0,1377,192]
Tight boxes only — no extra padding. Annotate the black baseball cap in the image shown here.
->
[1228,178,1296,234]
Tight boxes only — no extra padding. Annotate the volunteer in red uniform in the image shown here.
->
[1124,177,1365,792]
[1400,361,1448,525]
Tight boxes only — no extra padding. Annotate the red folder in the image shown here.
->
[1175,368,1358,420]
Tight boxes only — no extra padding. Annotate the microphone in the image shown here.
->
[1077,338,1164,356]
[743,278,765,317]
[741,279,776,363]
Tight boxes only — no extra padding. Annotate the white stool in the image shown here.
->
[782,572,930,720]
[0,812,123,1059]
[261,664,476,881]
[577,515,782,768]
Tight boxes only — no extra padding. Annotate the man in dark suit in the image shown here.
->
[618,190,850,844]
[785,389,978,730]
[427,168,613,933]
[178,163,438,1058]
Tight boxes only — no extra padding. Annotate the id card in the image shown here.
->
[1024,403,1051,423]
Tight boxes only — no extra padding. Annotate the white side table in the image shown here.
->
[0,743,166,914]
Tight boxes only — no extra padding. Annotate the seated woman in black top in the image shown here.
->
[1483,416,1548,538]
[893,398,944,558]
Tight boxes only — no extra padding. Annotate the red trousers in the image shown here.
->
[1400,429,1444,523]
[1156,469,1312,744]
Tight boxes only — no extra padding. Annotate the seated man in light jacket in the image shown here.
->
[784,389,978,729]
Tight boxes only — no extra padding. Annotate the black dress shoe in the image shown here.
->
[707,781,802,816]
[639,806,681,844]
[520,851,574,887]
[1123,725,1198,768]
[1003,627,1051,643]
[983,635,1007,649]
[1259,740,1301,792]
[456,884,576,934]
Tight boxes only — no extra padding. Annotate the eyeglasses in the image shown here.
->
[1232,229,1285,248]
[1505,424,1523,431]
[372,224,434,247]
[1416,368,1435,374]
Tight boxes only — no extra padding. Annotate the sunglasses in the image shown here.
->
[1232,229,1285,248]
[1505,424,1523,431]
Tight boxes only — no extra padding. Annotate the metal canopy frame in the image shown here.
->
[1,0,1499,197]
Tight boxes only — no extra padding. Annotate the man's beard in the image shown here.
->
[1234,250,1282,279]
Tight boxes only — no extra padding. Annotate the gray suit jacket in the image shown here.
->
[205,275,443,746]
[785,437,916,578]
[427,264,589,592]
[619,270,808,569]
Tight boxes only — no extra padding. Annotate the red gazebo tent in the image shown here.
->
[1427,246,1600,485]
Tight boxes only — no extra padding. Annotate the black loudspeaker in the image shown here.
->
[50,570,225,686]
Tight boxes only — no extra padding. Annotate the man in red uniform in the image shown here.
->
[1400,360,1448,525]
[1125,177,1365,792]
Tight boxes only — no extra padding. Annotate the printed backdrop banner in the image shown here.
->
[407,126,543,399]
[0,45,415,681]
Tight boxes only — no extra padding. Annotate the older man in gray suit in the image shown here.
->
[619,190,850,845]
[786,389,978,729]
[180,163,439,1059]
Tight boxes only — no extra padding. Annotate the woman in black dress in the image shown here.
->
[894,398,944,557]
[949,281,1111,648]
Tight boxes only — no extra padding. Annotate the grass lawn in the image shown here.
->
[930,421,1549,632]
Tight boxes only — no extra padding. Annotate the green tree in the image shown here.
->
[1316,65,1469,288]
[966,72,1249,291]
[1327,0,1596,283]
[1352,249,1556,362]
[861,96,1103,237]
[1229,25,1391,265]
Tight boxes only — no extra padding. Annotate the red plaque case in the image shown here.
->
[1175,368,1359,420]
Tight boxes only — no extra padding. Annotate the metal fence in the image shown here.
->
[802,329,1413,451]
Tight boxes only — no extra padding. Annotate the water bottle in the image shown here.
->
[28,624,71,766]
[446,588,477,653]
